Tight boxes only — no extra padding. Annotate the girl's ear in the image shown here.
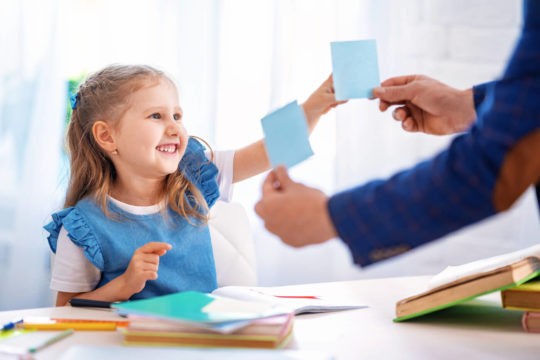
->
[92,121,117,154]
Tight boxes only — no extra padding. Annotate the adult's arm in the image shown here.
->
[329,78,540,266]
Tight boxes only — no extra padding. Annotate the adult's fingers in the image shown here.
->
[402,117,419,132]
[380,75,420,87]
[273,166,294,190]
[262,170,279,195]
[392,106,411,121]
[373,82,418,103]
[379,99,390,112]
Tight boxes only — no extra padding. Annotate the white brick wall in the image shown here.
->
[423,0,521,27]
[397,0,522,86]
[449,27,520,62]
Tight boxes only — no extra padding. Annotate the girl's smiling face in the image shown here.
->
[111,78,189,181]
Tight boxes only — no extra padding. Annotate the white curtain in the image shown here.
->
[0,0,64,309]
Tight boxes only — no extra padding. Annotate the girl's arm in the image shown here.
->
[55,242,172,306]
[56,275,136,306]
[233,75,344,183]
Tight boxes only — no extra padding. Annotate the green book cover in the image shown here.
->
[394,271,540,322]
[394,257,540,322]
[113,291,287,324]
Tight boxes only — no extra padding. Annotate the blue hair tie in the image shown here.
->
[69,93,79,110]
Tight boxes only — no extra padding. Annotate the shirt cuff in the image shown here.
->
[472,81,496,110]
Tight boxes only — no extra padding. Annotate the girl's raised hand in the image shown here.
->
[301,74,347,131]
[122,242,172,296]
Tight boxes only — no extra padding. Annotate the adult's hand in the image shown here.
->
[372,75,476,135]
[255,167,337,247]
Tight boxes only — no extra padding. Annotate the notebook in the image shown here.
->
[122,313,294,349]
[211,286,366,315]
[112,290,289,333]
[0,329,73,356]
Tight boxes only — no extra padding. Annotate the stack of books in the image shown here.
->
[112,291,295,348]
[111,286,365,348]
[123,313,294,348]
[501,280,540,333]
[394,244,540,332]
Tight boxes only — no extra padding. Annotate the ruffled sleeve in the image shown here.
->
[43,207,105,270]
[179,137,220,208]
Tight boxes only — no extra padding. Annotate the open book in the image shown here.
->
[395,245,540,322]
[211,286,366,315]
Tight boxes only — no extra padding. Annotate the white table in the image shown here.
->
[1,276,539,359]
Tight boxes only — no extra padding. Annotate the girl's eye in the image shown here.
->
[174,113,182,121]
[150,113,161,119]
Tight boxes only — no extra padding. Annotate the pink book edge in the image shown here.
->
[522,311,540,333]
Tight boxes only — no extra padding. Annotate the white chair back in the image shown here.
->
[209,201,257,287]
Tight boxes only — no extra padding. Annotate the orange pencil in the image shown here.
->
[20,318,129,331]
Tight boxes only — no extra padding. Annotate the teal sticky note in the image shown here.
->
[261,101,313,168]
[331,39,380,100]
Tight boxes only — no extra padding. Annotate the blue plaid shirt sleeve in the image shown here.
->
[328,0,540,267]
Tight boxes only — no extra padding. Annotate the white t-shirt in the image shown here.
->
[51,150,235,293]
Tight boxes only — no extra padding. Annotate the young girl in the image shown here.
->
[45,64,342,306]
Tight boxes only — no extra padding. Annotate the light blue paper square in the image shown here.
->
[331,39,380,100]
[261,101,313,168]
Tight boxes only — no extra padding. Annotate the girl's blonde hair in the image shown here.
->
[65,64,208,222]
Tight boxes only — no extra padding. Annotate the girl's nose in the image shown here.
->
[166,122,179,137]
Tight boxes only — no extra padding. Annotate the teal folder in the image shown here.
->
[113,291,287,325]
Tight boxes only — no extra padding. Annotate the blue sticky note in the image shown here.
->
[331,39,380,100]
[261,101,313,168]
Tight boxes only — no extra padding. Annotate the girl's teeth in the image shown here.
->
[157,145,177,152]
